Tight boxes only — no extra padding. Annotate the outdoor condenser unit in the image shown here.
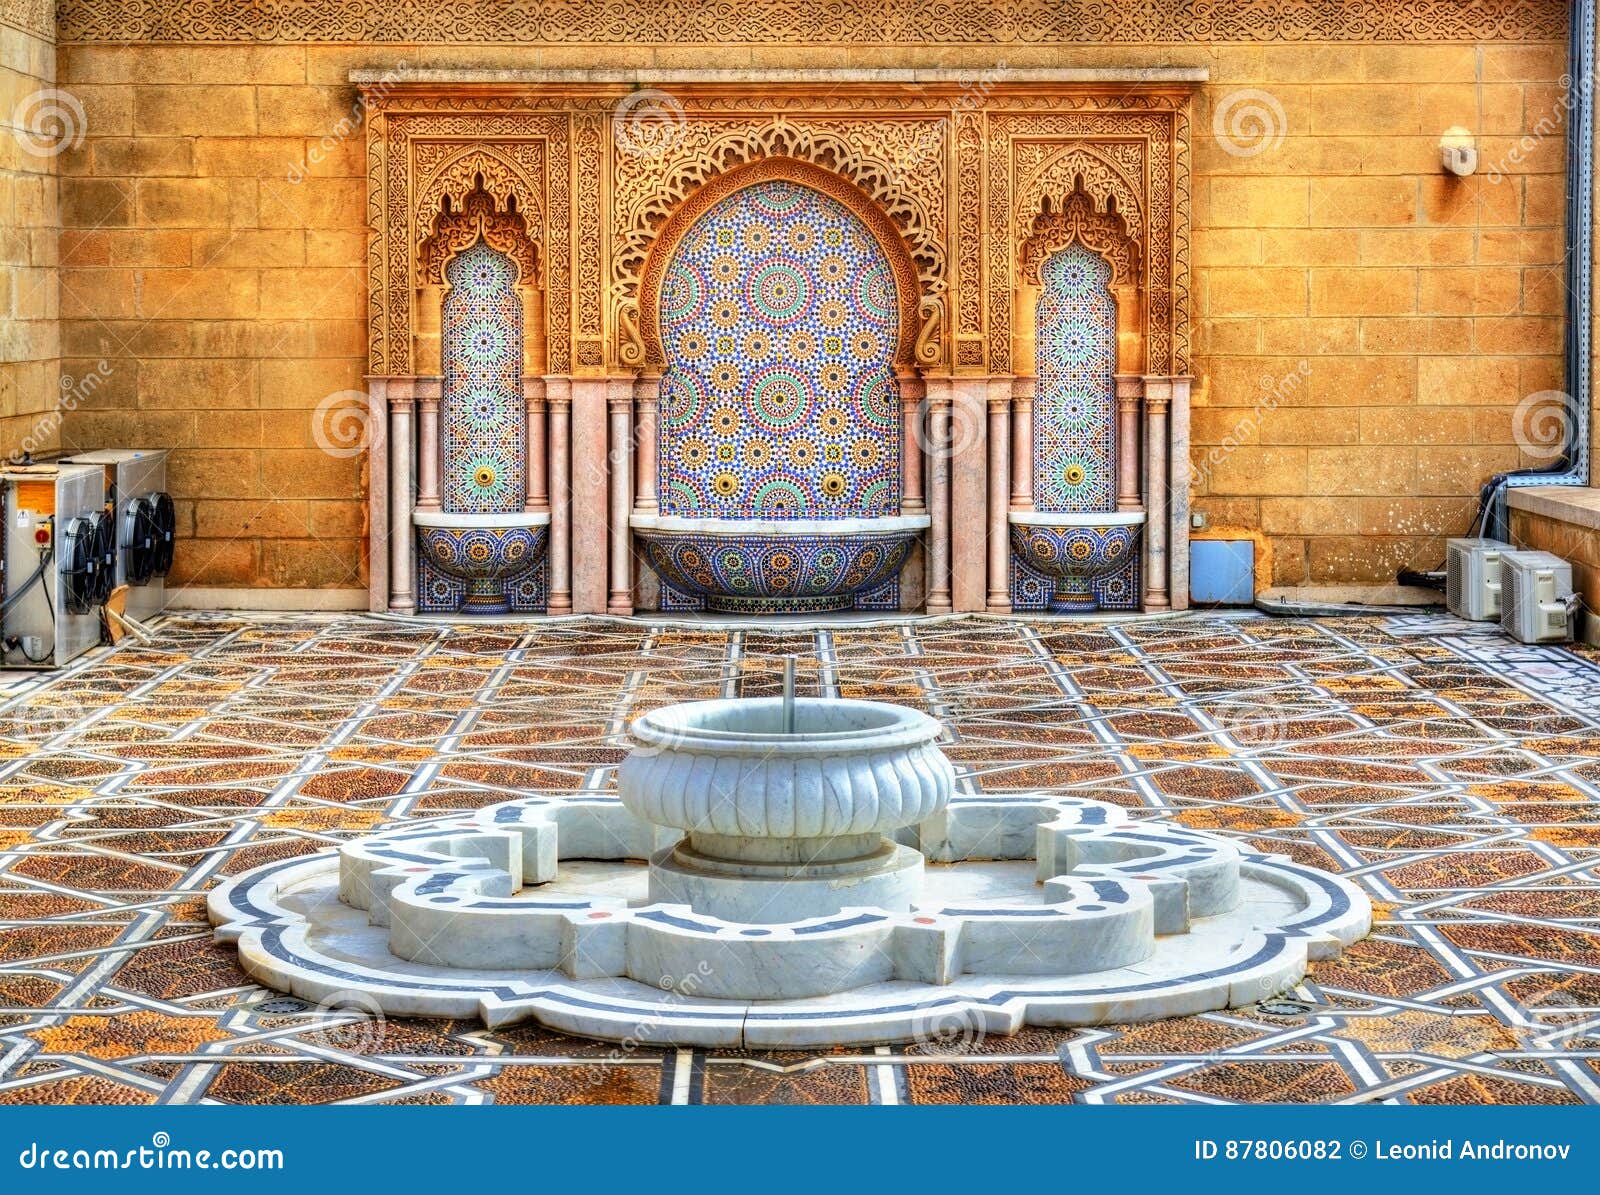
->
[1500,550,1576,645]
[1444,537,1511,621]
[0,464,113,668]
[58,449,174,621]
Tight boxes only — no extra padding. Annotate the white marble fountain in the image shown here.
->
[211,672,1370,1047]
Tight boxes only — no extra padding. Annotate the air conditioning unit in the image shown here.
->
[58,450,174,621]
[1445,537,1511,621]
[0,464,113,668]
[1500,550,1575,644]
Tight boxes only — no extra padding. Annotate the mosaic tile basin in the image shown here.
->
[414,510,550,615]
[1009,510,1144,613]
[631,514,927,613]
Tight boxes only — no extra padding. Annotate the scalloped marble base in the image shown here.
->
[210,793,1371,1048]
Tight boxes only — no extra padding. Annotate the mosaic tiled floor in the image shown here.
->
[0,611,1597,1105]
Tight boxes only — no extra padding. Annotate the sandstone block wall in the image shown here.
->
[7,1,1574,596]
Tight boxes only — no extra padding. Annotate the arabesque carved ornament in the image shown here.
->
[60,0,1565,45]
[361,82,1192,382]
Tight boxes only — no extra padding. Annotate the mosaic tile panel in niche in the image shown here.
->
[1034,244,1116,514]
[443,241,526,514]
[657,180,902,518]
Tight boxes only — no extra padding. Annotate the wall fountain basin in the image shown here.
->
[630,514,928,613]
[619,697,953,922]
[1009,510,1144,612]
[413,510,549,615]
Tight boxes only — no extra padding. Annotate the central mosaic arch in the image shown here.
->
[656,179,902,519]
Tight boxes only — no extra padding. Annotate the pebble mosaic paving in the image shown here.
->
[0,611,1597,1105]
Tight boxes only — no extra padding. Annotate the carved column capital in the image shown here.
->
[382,376,417,412]
[1141,374,1174,415]
[543,375,573,407]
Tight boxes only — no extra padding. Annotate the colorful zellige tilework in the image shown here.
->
[657,180,901,518]
[1033,244,1116,513]
[442,241,526,514]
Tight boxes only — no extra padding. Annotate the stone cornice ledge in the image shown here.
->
[1508,486,1600,532]
[349,66,1209,86]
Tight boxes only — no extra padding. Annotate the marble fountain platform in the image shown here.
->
[211,692,1369,1048]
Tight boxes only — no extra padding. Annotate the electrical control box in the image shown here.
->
[58,449,174,622]
[0,464,110,668]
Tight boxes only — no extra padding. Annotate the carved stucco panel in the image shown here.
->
[363,89,1190,383]
[609,114,950,367]
[370,108,571,375]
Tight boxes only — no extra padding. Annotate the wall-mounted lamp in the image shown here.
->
[1439,126,1477,176]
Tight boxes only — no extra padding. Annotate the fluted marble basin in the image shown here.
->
[630,514,928,613]
[1009,510,1144,613]
[618,696,955,922]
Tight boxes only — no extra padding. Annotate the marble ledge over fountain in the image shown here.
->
[349,67,1212,86]
[629,513,930,535]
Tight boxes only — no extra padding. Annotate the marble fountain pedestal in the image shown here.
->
[211,693,1371,1047]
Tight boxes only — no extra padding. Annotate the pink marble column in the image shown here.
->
[924,378,953,613]
[986,381,1012,613]
[568,379,609,614]
[950,377,989,612]
[1115,374,1143,513]
[415,379,441,512]
[524,376,548,512]
[898,372,926,514]
[634,372,660,515]
[386,377,416,614]
[545,376,572,614]
[1168,376,1194,611]
[1142,375,1172,611]
[606,378,635,615]
[1010,377,1034,511]
[364,377,391,613]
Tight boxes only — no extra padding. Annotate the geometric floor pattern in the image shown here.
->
[0,611,1597,1105]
